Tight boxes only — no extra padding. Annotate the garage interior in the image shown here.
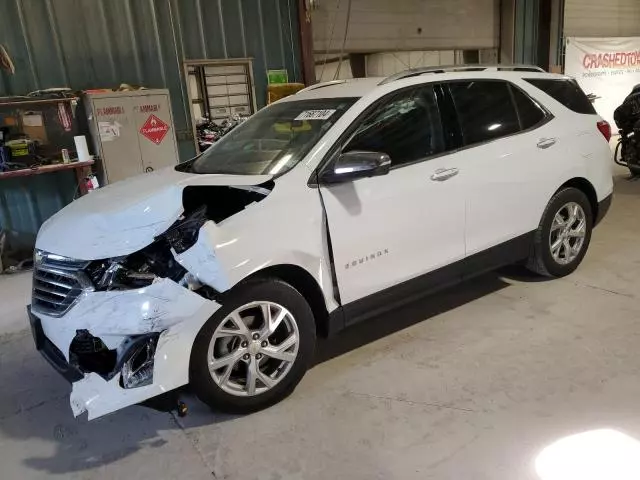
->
[2,0,640,479]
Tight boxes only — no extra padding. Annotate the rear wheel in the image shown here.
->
[190,279,316,413]
[527,187,593,277]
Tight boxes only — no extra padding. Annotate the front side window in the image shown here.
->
[449,80,520,146]
[344,86,445,167]
[188,97,357,176]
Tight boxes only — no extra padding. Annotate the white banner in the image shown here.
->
[565,37,640,132]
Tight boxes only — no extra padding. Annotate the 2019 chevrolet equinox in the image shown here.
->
[29,65,613,419]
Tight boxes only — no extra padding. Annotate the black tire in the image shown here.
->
[190,279,316,413]
[527,187,593,278]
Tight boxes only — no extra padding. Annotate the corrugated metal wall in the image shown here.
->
[500,0,544,66]
[0,171,77,252]
[0,0,302,159]
[312,0,500,52]
[0,0,302,250]
[564,0,640,38]
[513,0,540,65]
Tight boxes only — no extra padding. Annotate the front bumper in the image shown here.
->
[29,278,221,420]
[28,307,83,383]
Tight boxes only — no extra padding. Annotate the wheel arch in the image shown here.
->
[240,264,332,337]
[557,177,599,222]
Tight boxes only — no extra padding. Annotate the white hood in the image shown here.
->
[36,167,271,260]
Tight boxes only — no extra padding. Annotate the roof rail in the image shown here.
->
[378,64,545,85]
[296,80,348,94]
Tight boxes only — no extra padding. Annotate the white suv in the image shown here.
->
[29,66,613,419]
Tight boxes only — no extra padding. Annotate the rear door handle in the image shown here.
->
[430,167,459,182]
[537,137,557,149]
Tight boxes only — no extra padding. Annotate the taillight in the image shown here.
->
[597,120,611,142]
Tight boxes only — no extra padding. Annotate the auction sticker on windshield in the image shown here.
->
[294,109,336,121]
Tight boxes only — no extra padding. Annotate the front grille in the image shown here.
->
[32,252,91,317]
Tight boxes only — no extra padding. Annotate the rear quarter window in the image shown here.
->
[509,85,548,130]
[525,79,596,115]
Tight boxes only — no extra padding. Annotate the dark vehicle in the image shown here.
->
[614,85,640,176]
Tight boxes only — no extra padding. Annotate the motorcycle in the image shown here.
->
[196,115,246,152]
[614,120,640,176]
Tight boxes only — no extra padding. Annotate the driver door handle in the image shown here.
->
[430,167,459,182]
[537,137,557,149]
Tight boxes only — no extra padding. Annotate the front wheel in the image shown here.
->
[527,187,593,277]
[190,279,316,413]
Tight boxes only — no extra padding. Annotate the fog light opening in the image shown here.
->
[121,336,158,389]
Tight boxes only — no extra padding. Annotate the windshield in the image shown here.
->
[189,97,357,176]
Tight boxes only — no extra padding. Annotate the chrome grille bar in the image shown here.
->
[31,250,91,317]
[33,274,74,290]
[33,292,69,306]
[33,284,70,297]
[36,265,79,279]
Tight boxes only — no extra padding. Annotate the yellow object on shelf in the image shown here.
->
[267,83,305,104]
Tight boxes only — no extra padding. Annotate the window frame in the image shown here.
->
[523,78,596,115]
[439,79,554,154]
[507,82,554,131]
[312,83,452,186]
[311,78,555,187]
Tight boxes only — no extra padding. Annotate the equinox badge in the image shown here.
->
[345,249,389,270]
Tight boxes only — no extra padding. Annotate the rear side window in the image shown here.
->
[448,80,520,146]
[510,85,547,130]
[525,79,596,115]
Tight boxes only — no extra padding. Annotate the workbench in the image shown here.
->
[0,160,95,195]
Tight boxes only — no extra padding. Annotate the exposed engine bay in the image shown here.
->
[79,182,274,294]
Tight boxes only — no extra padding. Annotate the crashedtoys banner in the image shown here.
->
[565,37,640,132]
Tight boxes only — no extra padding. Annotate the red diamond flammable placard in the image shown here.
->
[140,114,169,145]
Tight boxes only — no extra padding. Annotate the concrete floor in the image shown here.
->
[2,167,640,479]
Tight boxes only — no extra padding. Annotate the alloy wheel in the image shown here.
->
[549,202,587,265]
[207,301,299,397]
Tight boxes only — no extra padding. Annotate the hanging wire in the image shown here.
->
[334,0,353,80]
[319,0,342,82]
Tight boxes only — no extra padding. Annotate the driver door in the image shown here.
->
[318,84,466,319]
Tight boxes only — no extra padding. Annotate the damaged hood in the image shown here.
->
[36,167,271,260]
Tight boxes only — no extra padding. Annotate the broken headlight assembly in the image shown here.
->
[120,334,159,389]
[85,207,207,291]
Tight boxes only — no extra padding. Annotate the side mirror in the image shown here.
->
[321,150,391,184]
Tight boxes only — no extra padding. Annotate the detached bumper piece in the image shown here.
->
[29,306,159,390]
[28,306,83,382]
[68,330,159,389]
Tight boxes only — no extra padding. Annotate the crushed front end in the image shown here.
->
[27,169,277,419]
[28,217,223,420]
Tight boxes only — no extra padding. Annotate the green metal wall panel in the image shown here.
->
[0,0,302,248]
[0,171,76,250]
[513,0,541,65]
[0,0,302,150]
